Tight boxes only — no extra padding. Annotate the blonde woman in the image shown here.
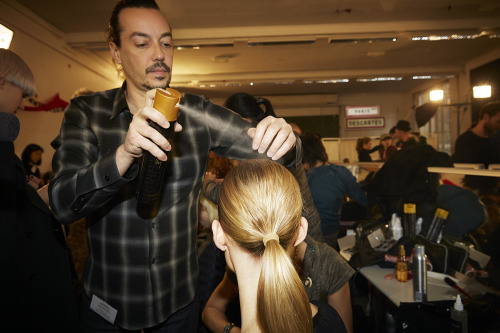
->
[207,159,346,333]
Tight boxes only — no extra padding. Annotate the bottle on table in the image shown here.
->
[450,294,467,333]
[403,203,416,239]
[413,244,427,302]
[397,244,408,283]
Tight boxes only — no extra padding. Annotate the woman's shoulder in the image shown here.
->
[311,300,347,333]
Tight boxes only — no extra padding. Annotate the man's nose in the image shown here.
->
[152,43,165,62]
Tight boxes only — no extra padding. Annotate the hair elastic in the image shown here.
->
[263,233,279,247]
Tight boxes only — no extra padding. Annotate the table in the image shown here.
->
[427,167,500,177]
[359,265,462,306]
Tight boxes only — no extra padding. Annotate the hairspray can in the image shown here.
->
[413,244,427,302]
[136,88,182,205]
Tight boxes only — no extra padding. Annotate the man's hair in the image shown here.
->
[107,0,160,48]
[0,49,35,98]
[395,120,411,132]
[479,101,500,120]
[301,132,328,166]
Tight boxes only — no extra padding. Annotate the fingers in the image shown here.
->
[145,89,157,107]
[125,122,170,161]
[269,131,296,160]
[142,105,169,129]
[124,105,173,161]
[248,116,296,160]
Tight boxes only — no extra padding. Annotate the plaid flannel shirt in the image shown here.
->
[49,82,299,329]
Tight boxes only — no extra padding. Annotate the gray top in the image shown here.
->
[302,235,355,301]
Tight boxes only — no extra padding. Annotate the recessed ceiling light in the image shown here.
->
[357,77,402,82]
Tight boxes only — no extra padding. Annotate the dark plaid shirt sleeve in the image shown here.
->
[49,87,137,223]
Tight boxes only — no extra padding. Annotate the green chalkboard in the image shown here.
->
[284,115,339,137]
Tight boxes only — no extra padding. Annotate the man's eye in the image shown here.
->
[136,43,148,48]
[162,42,172,48]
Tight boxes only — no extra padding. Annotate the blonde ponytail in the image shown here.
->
[218,159,313,333]
[258,238,312,333]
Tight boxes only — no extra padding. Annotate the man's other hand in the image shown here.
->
[247,116,295,161]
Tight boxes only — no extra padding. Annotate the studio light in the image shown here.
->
[473,85,491,98]
[430,89,444,101]
[0,24,13,49]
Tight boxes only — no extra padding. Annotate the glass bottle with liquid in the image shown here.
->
[397,244,408,283]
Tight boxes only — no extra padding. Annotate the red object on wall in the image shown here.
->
[24,94,69,112]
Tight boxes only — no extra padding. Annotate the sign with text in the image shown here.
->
[346,117,385,129]
[345,105,380,117]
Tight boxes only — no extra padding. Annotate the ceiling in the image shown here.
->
[14,0,500,98]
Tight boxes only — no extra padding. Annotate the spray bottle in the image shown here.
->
[450,294,467,333]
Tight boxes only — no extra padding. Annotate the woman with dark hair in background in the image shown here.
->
[356,137,380,162]
[302,132,367,250]
[224,92,276,121]
[21,143,44,180]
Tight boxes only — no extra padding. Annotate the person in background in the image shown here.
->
[0,48,79,331]
[205,159,347,333]
[224,92,276,121]
[389,126,399,148]
[453,101,500,197]
[378,133,397,162]
[302,132,367,250]
[41,170,52,186]
[356,136,380,162]
[412,131,428,145]
[394,120,418,149]
[48,1,299,331]
[21,143,44,182]
[389,126,396,138]
[453,101,500,167]
[437,182,487,239]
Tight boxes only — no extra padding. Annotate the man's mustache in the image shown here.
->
[146,62,171,74]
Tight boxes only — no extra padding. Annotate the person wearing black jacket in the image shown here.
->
[0,48,79,332]
[356,137,381,162]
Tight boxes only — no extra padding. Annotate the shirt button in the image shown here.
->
[105,175,111,181]
[151,258,156,264]
[152,222,156,229]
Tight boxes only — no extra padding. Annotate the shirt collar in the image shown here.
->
[110,81,130,119]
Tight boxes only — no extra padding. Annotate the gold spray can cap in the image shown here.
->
[153,88,182,121]
[440,209,449,219]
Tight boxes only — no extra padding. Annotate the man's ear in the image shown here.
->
[293,217,308,247]
[109,42,121,64]
[212,220,227,251]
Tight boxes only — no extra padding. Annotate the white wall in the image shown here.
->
[1,1,122,175]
